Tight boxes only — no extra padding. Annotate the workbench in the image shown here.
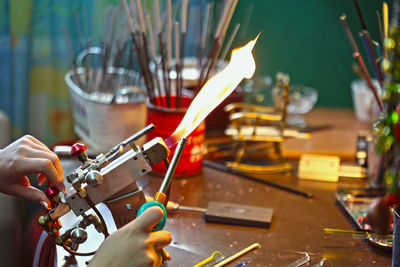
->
[143,108,389,266]
[282,108,370,160]
[140,165,391,266]
[56,108,390,266]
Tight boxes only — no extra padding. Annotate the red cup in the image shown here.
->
[146,95,205,177]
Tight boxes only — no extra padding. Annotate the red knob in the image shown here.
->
[46,186,60,200]
[71,143,87,156]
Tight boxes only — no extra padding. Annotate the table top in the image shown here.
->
[140,165,392,266]
[56,108,389,266]
[282,108,370,160]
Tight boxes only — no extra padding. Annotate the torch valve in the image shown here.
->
[69,228,88,251]
[38,214,61,235]
[71,143,89,164]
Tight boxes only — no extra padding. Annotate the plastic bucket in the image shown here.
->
[65,67,147,153]
[146,95,205,177]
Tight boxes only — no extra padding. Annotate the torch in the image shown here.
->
[137,137,187,231]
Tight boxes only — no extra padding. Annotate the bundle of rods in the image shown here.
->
[340,1,400,186]
[340,0,389,112]
[122,0,241,108]
[62,4,143,96]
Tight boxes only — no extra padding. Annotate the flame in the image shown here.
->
[165,35,259,148]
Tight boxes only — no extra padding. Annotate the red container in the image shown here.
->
[146,95,205,177]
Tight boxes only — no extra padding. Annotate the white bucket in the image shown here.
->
[351,79,380,122]
[65,67,147,153]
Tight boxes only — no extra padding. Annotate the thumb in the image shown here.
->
[134,206,164,232]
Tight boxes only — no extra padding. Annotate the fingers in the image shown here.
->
[19,157,66,192]
[148,230,172,250]
[38,173,46,186]
[8,182,50,205]
[34,148,64,182]
[34,149,64,182]
[134,206,165,232]
[22,136,64,181]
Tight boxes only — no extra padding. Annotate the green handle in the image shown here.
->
[137,201,167,231]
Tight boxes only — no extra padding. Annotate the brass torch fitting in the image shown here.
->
[154,192,167,206]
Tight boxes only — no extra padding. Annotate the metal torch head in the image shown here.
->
[142,137,170,166]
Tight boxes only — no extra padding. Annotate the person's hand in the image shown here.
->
[0,135,65,207]
[89,206,172,267]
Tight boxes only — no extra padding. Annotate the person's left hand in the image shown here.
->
[0,135,65,207]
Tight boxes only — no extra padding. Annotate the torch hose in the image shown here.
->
[84,195,110,237]
[62,244,96,256]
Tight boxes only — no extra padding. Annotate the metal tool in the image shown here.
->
[324,228,392,240]
[137,137,187,231]
[38,124,170,257]
[144,195,207,213]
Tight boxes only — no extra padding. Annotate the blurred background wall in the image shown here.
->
[0,0,120,147]
[229,0,387,108]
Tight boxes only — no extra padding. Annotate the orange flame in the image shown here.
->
[165,35,259,148]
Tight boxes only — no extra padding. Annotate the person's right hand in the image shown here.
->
[89,206,172,267]
[0,135,65,207]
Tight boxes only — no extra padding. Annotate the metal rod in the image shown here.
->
[106,124,156,159]
[353,0,368,31]
[122,123,156,146]
[175,21,181,107]
[159,137,187,194]
[203,160,317,199]
[376,10,386,58]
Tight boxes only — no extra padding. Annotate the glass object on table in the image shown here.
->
[272,84,318,127]
[243,75,273,106]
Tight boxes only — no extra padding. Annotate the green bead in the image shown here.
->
[383,59,391,72]
[392,111,399,124]
[385,171,394,186]
[382,90,389,101]
[383,126,391,136]
[386,38,395,50]
[377,135,386,153]
[384,135,395,151]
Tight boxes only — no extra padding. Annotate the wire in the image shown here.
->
[63,244,96,256]
[84,195,110,237]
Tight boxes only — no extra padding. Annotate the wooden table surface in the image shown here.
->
[140,165,392,267]
[282,108,370,160]
[140,108,389,266]
[57,108,389,266]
